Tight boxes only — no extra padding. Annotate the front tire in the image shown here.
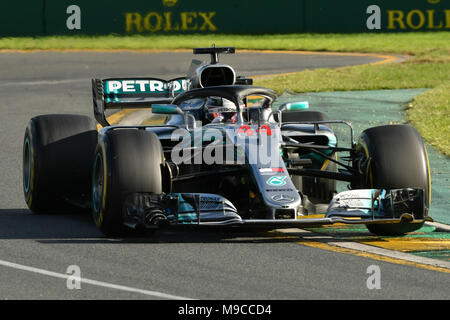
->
[356,125,431,236]
[92,129,164,236]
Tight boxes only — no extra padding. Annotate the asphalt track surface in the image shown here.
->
[0,50,449,300]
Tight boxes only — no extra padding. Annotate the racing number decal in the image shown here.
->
[258,124,272,136]
[238,125,253,136]
[238,125,272,136]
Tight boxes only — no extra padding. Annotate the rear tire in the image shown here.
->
[356,125,431,236]
[23,114,98,213]
[92,129,163,237]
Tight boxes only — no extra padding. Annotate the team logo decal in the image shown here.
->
[266,176,287,186]
[271,194,295,203]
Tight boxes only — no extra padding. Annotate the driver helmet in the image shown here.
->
[205,97,238,123]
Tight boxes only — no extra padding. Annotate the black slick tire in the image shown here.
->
[23,114,98,213]
[92,129,163,237]
[356,125,431,236]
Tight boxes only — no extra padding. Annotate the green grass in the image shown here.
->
[255,62,449,93]
[406,83,450,155]
[1,33,449,155]
[0,33,448,56]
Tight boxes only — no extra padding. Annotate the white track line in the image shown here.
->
[0,259,192,300]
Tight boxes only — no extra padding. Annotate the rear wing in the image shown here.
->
[92,77,190,126]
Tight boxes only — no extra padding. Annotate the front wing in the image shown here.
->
[122,188,431,230]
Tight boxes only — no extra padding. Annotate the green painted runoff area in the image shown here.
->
[274,89,450,225]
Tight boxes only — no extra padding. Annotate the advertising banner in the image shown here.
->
[0,0,448,37]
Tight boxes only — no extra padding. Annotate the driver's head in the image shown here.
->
[205,97,238,123]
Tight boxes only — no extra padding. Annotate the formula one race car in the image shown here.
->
[22,46,432,236]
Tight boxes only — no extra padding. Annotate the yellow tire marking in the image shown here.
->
[95,110,129,226]
[95,106,140,225]
[424,145,432,204]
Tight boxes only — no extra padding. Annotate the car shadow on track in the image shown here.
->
[0,209,368,245]
[0,208,102,239]
[0,208,313,244]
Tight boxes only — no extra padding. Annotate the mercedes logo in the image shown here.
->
[271,194,295,203]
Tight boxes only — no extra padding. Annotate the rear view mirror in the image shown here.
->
[278,101,309,112]
[152,104,184,115]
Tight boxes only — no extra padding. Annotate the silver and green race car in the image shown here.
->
[22,46,432,237]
